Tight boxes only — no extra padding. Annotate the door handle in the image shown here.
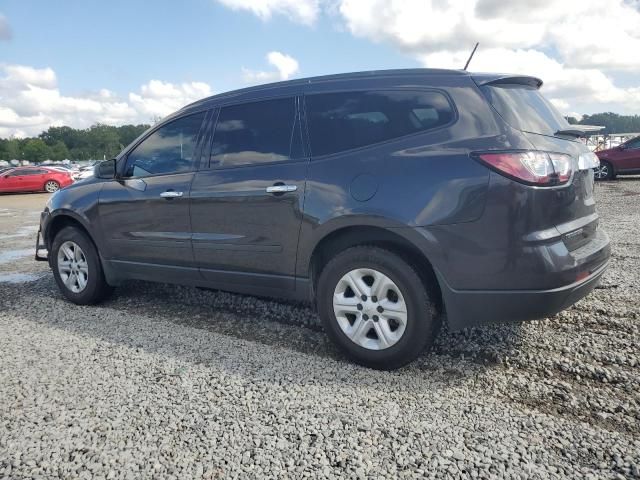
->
[266,184,297,194]
[160,191,183,198]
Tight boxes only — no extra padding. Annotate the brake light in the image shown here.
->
[475,151,574,186]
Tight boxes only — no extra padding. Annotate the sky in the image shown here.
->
[0,0,639,137]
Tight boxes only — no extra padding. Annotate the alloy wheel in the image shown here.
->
[57,241,89,293]
[594,164,609,180]
[45,181,60,192]
[333,268,408,350]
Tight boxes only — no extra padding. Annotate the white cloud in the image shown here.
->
[0,14,11,41]
[336,0,640,71]
[215,0,320,24]
[331,0,640,115]
[0,64,213,137]
[210,0,640,114]
[129,80,212,118]
[420,47,640,113]
[242,51,300,84]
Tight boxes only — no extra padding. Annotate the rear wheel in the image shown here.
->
[51,226,113,304]
[317,246,437,370]
[594,161,614,180]
[44,180,60,192]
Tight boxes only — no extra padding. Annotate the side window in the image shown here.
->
[624,138,640,149]
[210,97,299,168]
[125,111,206,178]
[9,168,30,176]
[305,90,454,157]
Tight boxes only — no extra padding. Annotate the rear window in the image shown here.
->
[305,90,454,157]
[480,84,569,136]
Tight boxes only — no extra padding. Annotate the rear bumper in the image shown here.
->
[431,224,611,330]
[438,257,608,330]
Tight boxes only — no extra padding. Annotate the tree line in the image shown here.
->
[0,124,150,162]
[565,112,640,134]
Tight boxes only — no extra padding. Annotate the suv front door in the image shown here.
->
[99,111,208,279]
[190,96,308,294]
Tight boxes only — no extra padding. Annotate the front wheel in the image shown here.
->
[594,161,614,180]
[44,180,60,192]
[317,246,437,370]
[51,226,113,304]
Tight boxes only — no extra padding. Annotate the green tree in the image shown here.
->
[578,112,640,134]
[22,138,50,162]
[117,124,149,150]
[0,138,23,159]
[86,124,122,159]
[50,141,70,161]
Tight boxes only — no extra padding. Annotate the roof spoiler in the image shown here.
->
[472,74,543,89]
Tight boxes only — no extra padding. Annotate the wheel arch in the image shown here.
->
[45,212,120,286]
[46,211,96,252]
[307,225,443,315]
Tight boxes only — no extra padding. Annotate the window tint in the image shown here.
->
[305,90,454,157]
[481,84,569,136]
[9,168,38,176]
[125,112,205,177]
[624,138,640,149]
[210,97,299,168]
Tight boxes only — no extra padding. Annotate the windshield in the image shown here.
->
[481,84,569,136]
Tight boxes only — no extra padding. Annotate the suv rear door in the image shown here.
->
[99,111,208,277]
[190,95,307,294]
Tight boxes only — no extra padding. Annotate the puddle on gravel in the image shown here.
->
[0,249,34,265]
[0,272,45,283]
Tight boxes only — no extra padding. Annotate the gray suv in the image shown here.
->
[36,69,610,369]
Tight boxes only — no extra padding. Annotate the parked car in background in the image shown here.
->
[0,166,73,193]
[595,136,640,180]
[46,165,84,181]
[37,68,609,369]
[75,167,95,180]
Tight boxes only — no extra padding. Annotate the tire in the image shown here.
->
[317,246,437,370]
[51,226,114,305]
[594,161,614,181]
[44,180,60,192]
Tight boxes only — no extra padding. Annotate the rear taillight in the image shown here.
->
[475,151,574,186]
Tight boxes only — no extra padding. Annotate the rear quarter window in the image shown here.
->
[480,84,569,136]
[305,90,454,157]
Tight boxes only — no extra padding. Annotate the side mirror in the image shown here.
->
[95,159,116,179]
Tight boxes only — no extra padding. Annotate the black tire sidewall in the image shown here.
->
[51,226,106,305]
[317,247,434,369]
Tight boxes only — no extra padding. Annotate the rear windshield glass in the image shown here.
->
[481,84,569,136]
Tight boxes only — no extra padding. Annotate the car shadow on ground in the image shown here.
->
[3,275,526,381]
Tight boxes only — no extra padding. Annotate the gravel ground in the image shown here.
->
[0,180,639,479]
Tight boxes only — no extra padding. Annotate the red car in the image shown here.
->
[595,136,640,180]
[0,166,74,193]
